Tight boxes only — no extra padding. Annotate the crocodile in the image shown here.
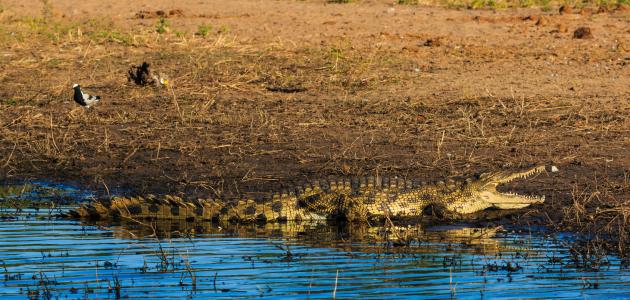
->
[68,165,552,223]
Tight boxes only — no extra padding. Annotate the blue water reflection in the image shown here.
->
[0,208,629,299]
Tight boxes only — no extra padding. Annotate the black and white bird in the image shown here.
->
[72,84,101,108]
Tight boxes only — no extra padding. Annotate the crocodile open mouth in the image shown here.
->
[490,165,555,207]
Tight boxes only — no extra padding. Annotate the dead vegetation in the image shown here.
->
[0,1,628,254]
[562,174,629,256]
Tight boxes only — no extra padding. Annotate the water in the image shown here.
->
[1,184,630,299]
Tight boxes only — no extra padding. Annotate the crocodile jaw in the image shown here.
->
[447,166,549,214]
[485,165,547,209]
[480,190,545,210]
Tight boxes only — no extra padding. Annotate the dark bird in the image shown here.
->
[127,62,169,88]
[127,62,152,86]
[72,84,101,108]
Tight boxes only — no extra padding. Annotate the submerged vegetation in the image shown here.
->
[1,206,629,298]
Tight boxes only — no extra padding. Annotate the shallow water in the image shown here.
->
[1,184,630,299]
[1,211,630,299]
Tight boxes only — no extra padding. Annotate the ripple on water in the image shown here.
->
[0,209,629,299]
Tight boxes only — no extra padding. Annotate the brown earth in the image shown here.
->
[0,0,628,248]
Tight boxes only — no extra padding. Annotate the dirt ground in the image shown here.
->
[0,0,628,246]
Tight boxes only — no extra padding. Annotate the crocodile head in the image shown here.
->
[444,166,551,214]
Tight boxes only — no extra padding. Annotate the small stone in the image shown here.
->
[523,15,539,22]
[551,166,559,172]
[559,5,573,14]
[423,38,442,47]
[573,26,593,39]
[580,7,593,16]
[536,16,548,26]
[556,23,568,33]
[169,9,184,17]
[597,6,608,13]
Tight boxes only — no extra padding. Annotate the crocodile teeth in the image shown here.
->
[498,165,548,184]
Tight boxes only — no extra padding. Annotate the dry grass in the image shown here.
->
[562,174,629,255]
[423,0,629,10]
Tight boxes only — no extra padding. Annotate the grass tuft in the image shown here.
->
[156,17,170,34]
[196,24,212,37]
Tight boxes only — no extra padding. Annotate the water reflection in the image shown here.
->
[0,208,629,299]
[0,182,94,204]
[101,219,507,255]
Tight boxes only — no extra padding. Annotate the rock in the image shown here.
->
[556,23,568,33]
[573,27,593,39]
[580,7,593,16]
[423,38,442,47]
[559,5,573,15]
[169,9,184,17]
[522,15,539,22]
[536,16,548,26]
[550,23,568,34]
[597,6,608,14]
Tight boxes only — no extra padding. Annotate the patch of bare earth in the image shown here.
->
[0,1,628,254]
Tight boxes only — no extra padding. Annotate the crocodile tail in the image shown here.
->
[66,196,226,221]
[110,195,227,221]
[66,200,112,219]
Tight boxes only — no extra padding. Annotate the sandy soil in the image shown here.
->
[0,1,628,237]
